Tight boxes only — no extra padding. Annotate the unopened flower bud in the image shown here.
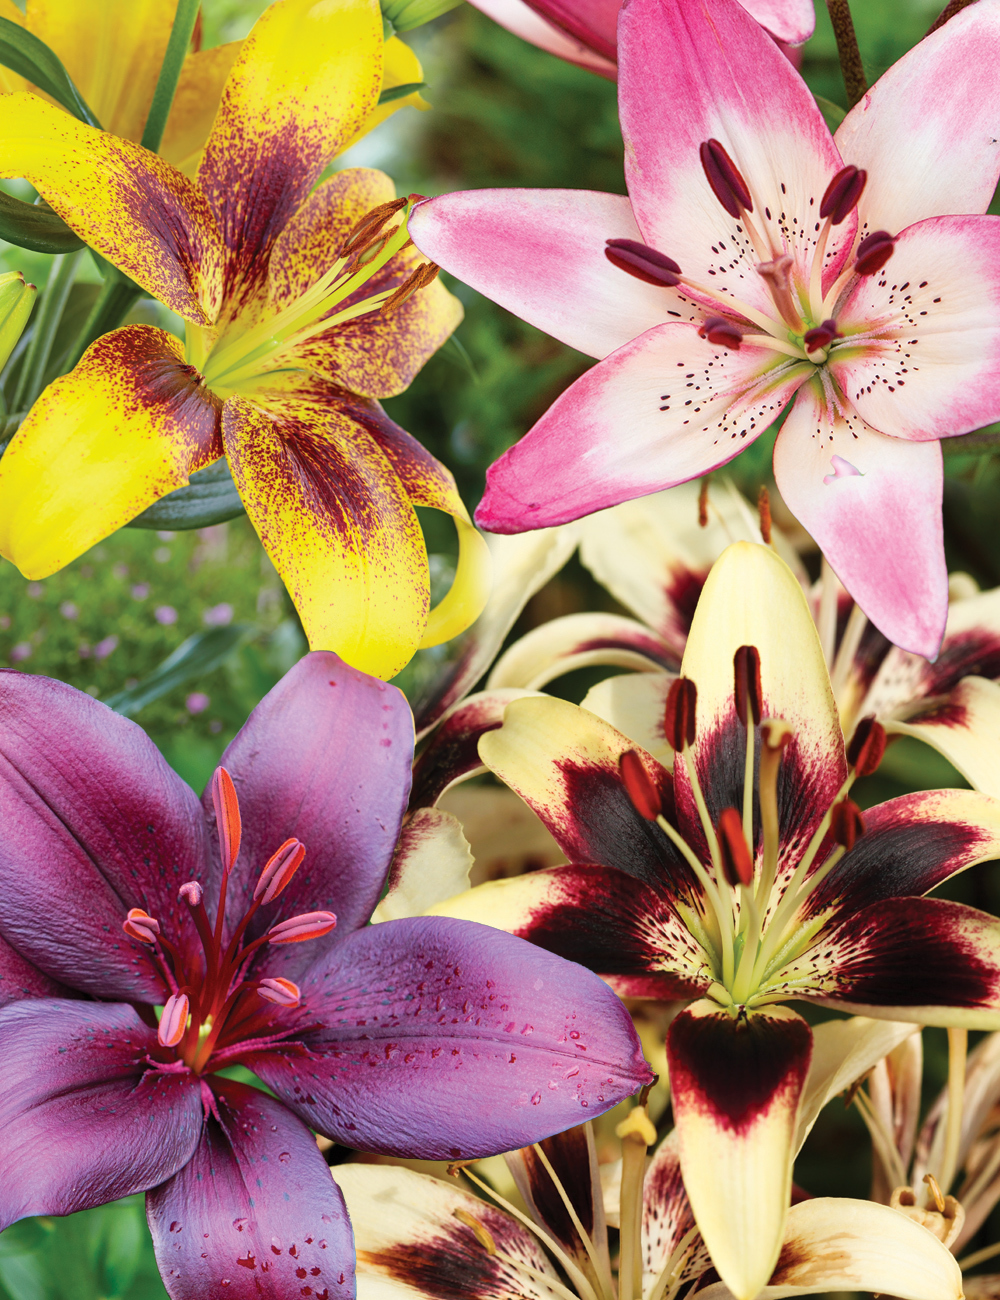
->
[178,881,203,907]
[254,839,306,904]
[699,138,753,216]
[664,677,697,752]
[854,230,895,276]
[257,976,301,1007]
[604,238,681,287]
[123,907,160,944]
[830,798,865,851]
[820,165,867,225]
[698,316,743,350]
[268,911,338,945]
[733,645,762,727]
[717,808,754,886]
[619,750,661,821]
[158,993,189,1047]
[847,716,886,776]
[211,766,242,875]
[0,271,34,373]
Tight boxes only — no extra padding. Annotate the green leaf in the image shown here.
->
[377,80,427,104]
[104,624,254,717]
[0,16,100,127]
[140,0,200,152]
[0,191,84,255]
[380,0,463,31]
[813,93,847,130]
[126,458,246,530]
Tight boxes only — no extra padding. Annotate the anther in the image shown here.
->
[123,908,160,944]
[733,645,763,727]
[830,798,865,851]
[820,166,867,225]
[854,230,895,276]
[698,477,710,528]
[178,881,203,907]
[253,838,306,904]
[664,677,697,752]
[604,238,681,287]
[619,750,661,821]
[846,716,886,775]
[757,485,772,544]
[717,808,754,886]
[267,911,338,945]
[341,196,407,255]
[158,992,189,1047]
[454,1209,497,1255]
[257,976,301,1007]
[380,261,440,317]
[803,318,842,352]
[699,139,753,217]
[211,766,242,874]
[698,316,742,350]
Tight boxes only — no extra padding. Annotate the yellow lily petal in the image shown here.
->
[222,391,429,680]
[487,611,673,690]
[339,34,430,156]
[197,0,382,285]
[581,671,676,768]
[887,676,1000,799]
[371,806,473,922]
[0,92,222,323]
[0,0,26,96]
[0,325,223,577]
[27,0,175,141]
[158,41,242,178]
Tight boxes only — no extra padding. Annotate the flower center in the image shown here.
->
[620,655,886,1014]
[122,766,335,1074]
[183,198,440,399]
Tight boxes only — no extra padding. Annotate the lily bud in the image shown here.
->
[0,271,34,373]
[830,798,865,851]
[604,238,681,287]
[619,750,661,821]
[257,976,301,1007]
[158,993,189,1047]
[123,907,160,944]
[846,716,886,776]
[268,911,338,945]
[854,230,895,276]
[254,838,306,904]
[664,677,697,752]
[733,645,762,727]
[717,808,754,886]
[178,881,203,907]
[211,766,242,875]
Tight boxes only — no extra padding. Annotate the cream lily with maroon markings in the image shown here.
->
[0,0,488,679]
[410,0,1000,658]
[434,541,1000,1299]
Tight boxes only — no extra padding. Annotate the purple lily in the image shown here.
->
[0,654,651,1300]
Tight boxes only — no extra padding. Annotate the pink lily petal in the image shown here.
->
[831,215,1000,443]
[773,389,947,657]
[409,189,681,360]
[836,0,1000,235]
[739,0,815,45]
[476,323,806,533]
[468,0,617,75]
[523,0,618,60]
[618,0,852,321]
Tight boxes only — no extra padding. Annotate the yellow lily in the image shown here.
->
[0,0,427,176]
[0,0,489,680]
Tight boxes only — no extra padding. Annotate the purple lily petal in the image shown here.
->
[148,1079,354,1300]
[0,671,210,1001]
[209,652,413,980]
[245,916,652,1160]
[0,999,203,1230]
[0,932,76,1007]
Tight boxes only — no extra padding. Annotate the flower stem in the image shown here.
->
[65,265,144,370]
[141,0,201,153]
[825,0,867,108]
[926,0,978,36]
[12,249,82,409]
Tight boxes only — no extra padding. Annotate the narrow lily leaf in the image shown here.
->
[381,0,464,32]
[377,80,427,103]
[127,457,246,530]
[0,190,84,255]
[0,17,99,127]
[104,624,253,717]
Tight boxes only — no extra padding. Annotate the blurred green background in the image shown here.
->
[1,0,999,1294]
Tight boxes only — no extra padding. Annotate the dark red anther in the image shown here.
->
[123,907,160,944]
[803,318,842,352]
[698,316,743,350]
[700,139,753,218]
[211,766,242,875]
[830,798,865,851]
[717,808,754,887]
[619,750,661,821]
[854,230,895,276]
[846,715,887,776]
[664,677,697,752]
[258,976,301,1007]
[734,646,763,727]
[820,166,867,224]
[254,838,307,904]
[604,239,681,287]
[178,881,203,907]
[268,911,338,945]
[158,992,189,1047]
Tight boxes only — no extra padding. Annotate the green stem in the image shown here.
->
[12,248,82,410]
[141,0,201,153]
[825,0,867,109]
[65,268,144,371]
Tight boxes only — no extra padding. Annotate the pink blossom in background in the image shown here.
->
[9,643,31,663]
[112,563,128,580]
[154,606,177,626]
[185,692,211,715]
[131,583,150,600]
[0,616,11,631]
[59,602,78,621]
[93,636,119,661]
[202,603,233,627]
[25,583,43,600]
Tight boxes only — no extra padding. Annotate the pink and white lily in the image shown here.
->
[410,0,1000,659]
